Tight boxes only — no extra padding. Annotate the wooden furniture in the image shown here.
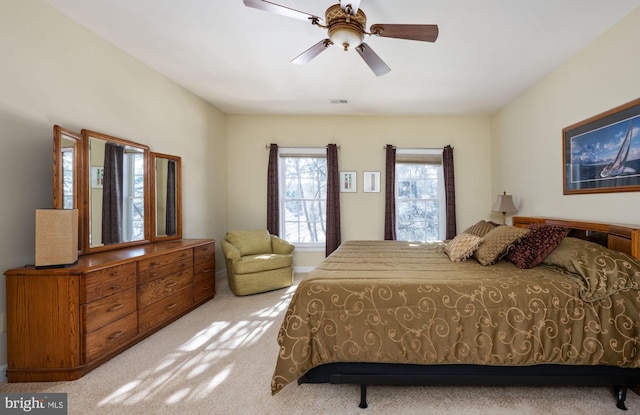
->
[5,239,215,383]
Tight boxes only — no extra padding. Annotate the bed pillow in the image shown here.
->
[444,234,484,262]
[462,220,498,237]
[506,224,570,269]
[473,225,529,266]
[542,237,640,302]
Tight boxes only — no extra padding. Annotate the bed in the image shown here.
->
[271,217,640,410]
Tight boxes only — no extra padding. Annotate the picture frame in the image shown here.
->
[563,98,640,195]
[363,171,380,193]
[340,171,357,192]
[91,166,104,189]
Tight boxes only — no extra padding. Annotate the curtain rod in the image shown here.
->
[383,146,448,150]
[265,144,340,149]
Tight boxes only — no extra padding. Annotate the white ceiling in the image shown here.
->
[45,0,640,116]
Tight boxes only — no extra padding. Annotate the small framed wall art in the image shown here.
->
[340,171,357,192]
[363,171,380,193]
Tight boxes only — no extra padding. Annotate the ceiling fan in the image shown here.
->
[243,0,439,76]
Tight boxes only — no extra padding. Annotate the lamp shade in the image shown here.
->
[491,193,518,214]
[35,209,78,268]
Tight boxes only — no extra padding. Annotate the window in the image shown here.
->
[279,148,327,248]
[395,149,446,241]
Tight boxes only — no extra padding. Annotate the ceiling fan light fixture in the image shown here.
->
[325,3,366,51]
[329,25,363,51]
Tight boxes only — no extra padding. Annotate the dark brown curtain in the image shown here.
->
[165,159,176,235]
[384,144,397,240]
[267,143,279,236]
[443,145,457,239]
[325,144,341,256]
[102,142,124,245]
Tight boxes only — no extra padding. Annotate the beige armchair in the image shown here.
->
[221,229,295,296]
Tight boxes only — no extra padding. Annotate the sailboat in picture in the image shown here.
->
[600,119,634,178]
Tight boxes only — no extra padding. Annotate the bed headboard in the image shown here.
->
[512,216,640,260]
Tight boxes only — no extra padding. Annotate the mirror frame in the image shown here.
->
[52,125,84,253]
[150,152,182,242]
[81,129,151,254]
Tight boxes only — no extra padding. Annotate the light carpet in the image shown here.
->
[1,273,639,415]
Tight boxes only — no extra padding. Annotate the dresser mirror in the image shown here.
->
[53,125,84,251]
[150,152,182,242]
[81,129,151,253]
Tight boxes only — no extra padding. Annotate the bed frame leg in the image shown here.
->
[614,385,628,410]
[359,384,368,409]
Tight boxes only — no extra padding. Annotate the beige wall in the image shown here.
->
[226,115,493,267]
[0,1,227,371]
[491,7,640,225]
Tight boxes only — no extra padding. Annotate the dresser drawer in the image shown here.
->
[138,286,194,333]
[85,312,137,362]
[138,256,192,284]
[138,268,193,308]
[194,243,215,265]
[83,263,137,303]
[194,278,215,303]
[82,288,137,333]
[194,261,215,282]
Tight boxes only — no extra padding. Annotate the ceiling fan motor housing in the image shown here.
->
[326,4,366,51]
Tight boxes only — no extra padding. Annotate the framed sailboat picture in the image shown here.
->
[563,97,640,195]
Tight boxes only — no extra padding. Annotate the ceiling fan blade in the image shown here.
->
[340,0,362,15]
[369,24,439,42]
[243,0,320,22]
[356,43,391,76]
[291,39,332,65]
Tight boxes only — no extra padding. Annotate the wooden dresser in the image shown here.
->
[4,239,215,382]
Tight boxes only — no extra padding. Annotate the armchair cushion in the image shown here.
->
[225,229,272,257]
[233,253,293,275]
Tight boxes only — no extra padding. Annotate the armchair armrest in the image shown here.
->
[271,235,295,255]
[221,239,241,262]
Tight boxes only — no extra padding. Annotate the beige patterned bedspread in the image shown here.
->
[271,241,640,394]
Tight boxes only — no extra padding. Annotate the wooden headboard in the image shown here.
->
[512,216,640,260]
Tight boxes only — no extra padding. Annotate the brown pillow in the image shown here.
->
[507,224,570,269]
[542,237,640,302]
[444,234,484,262]
[462,220,498,237]
[474,225,529,266]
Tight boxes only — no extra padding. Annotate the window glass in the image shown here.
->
[280,149,327,246]
[396,150,445,241]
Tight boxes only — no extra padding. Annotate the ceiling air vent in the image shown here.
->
[329,99,349,104]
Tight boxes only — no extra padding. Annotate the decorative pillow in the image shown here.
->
[506,224,570,269]
[444,234,484,262]
[462,220,498,237]
[542,237,640,302]
[473,225,529,266]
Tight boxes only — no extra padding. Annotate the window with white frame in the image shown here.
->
[279,147,327,248]
[395,148,446,241]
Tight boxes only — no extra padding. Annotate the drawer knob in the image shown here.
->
[202,269,211,273]
[165,303,177,310]
[165,281,177,289]
[107,303,124,312]
[111,284,120,290]
[111,271,119,277]
[107,330,124,341]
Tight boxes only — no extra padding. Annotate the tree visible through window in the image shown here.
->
[280,148,327,246]
[396,149,445,241]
